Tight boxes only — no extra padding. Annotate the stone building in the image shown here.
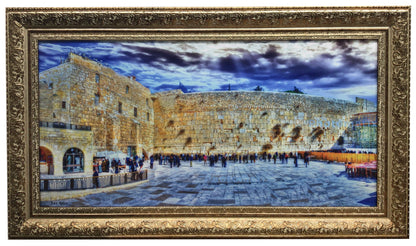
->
[39,53,375,176]
[40,53,154,175]
[349,112,377,149]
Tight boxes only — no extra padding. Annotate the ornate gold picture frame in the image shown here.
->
[7,7,410,238]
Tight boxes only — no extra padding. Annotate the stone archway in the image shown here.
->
[63,148,85,173]
[40,146,54,175]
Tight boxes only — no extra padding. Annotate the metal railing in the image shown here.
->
[39,121,91,131]
[40,170,148,191]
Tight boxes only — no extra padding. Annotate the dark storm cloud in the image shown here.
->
[320,53,336,59]
[218,54,318,81]
[342,54,367,66]
[120,44,202,68]
[262,45,281,60]
[219,56,238,72]
[182,52,202,59]
[363,68,378,75]
[335,39,353,53]
[38,40,377,103]
[213,49,376,91]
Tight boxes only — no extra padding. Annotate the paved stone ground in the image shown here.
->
[41,159,377,207]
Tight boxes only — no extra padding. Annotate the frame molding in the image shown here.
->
[7,7,409,238]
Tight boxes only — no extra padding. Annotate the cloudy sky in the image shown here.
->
[39,40,378,103]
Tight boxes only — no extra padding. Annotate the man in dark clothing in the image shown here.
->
[169,155,173,168]
[150,155,154,169]
[221,156,226,168]
[114,159,119,174]
[93,168,99,188]
[139,158,144,169]
[210,155,214,167]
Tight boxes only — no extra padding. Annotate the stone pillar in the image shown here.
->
[136,123,142,156]
[83,132,95,175]
[53,149,64,176]
[113,118,120,151]
[84,151,94,175]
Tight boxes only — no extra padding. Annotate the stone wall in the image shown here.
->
[40,53,154,161]
[153,90,364,154]
[40,127,94,175]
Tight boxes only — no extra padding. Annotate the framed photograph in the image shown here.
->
[7,7,410,238]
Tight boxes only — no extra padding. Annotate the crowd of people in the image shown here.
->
[93,156,146,174]
[91,151,315,182]
[92,156,147,188]
[89,148,376,188]
[151,151,312,168]
[90,151,318,188]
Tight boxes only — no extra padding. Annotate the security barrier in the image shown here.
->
[308,152,376,163]
[40,169,148,191]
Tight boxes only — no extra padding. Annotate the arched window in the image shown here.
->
[40,146,54,175]
[94,93,100,105]
[126,85,129,94]
[63,148,84,173]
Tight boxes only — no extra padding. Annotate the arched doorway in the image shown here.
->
[63,148,84,173]
[40,146,54,175]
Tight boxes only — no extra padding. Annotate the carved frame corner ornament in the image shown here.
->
[6,7,410,239]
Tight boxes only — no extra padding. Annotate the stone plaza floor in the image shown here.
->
[40,159,377,207]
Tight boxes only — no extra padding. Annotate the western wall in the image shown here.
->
[152,90,365,154]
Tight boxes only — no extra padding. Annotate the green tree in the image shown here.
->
[254,85,264,91]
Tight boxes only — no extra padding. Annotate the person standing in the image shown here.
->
[273,153,277,164]
[139,157,144,170]
[190,154,193,167]
[150,155,154,169]
[93,168,99,188]
[304,153,309,167]
[98,160,102,173]
[210,155,214,167]
[114,159,119,174]
[221,156,226,168]
[169,155,173,168]
[177,155,181,167]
